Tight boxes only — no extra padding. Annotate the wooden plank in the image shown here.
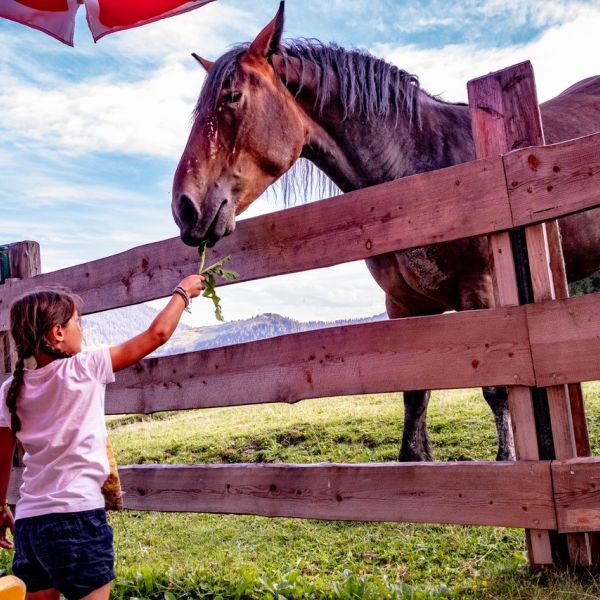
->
[514,84,594,563]
[103,306,533,415]
[528,292,600,386]
[0,156,512,330]
[525,224,555,302]
[547,385,577,459]
[8,462,556,529]
[568,383,591,458]
[506,132,600,226]
[552,458,600,533]
[0,242,41,374]
[468,60,554,567]
[508,387,540,461]
[489,233,520,307]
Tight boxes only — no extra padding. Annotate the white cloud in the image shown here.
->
[375,4,600,103]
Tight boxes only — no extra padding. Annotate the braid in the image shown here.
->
[40,341,73,360]
[6,354,25,434]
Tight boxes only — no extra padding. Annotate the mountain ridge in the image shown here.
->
[83,305,387,357]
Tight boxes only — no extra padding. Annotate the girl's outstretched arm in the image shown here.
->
[109,275,204,372]
[0,427,16,550]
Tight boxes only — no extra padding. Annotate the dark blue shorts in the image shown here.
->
[12,508,115,600]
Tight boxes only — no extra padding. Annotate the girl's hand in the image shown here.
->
[0,506,15,550]
[178,275,205,300]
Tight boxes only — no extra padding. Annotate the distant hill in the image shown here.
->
[83,305,387,357]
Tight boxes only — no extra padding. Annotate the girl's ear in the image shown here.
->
[49,323,65,344]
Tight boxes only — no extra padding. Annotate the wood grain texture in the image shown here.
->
[489,232,520,307]
[468,60,554,567]
[506,132,600,226]
[0,242,41,374]
[528,292,600,387]
[8,462,556,529]
[553,458,600,533]
[105,307,533,415]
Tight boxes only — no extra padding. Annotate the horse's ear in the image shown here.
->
[244,1,284,61]
[192,52,214,73]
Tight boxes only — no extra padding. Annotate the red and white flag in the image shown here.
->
[0,0,215,45]
[0,0,81,46]
[84,0,215,42]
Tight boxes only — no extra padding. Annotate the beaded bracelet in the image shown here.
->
[172,286,192,313]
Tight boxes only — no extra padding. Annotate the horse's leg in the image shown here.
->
[380,292,436,461]
[482,386,515,461]
[460,277,516,461]
[400,390,433,461]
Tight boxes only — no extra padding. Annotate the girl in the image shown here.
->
[0,274,204,600]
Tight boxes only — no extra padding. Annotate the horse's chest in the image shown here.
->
[365,247,453,303]
[397,248,450,292]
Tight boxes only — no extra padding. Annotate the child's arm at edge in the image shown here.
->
[0,427,16,550]
[109,275,204,373]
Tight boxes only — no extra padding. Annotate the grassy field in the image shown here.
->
[3,384,600,598]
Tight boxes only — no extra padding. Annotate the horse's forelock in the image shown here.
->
[192,44,249,123]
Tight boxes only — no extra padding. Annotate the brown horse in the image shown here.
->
[172,2,600,461]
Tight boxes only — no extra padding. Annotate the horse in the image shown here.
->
[171,2,600,462]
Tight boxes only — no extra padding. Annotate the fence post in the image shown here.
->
[0,241,41,469]
[467,62,596,568]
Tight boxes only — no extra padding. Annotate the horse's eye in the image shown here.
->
[222,91,242,105]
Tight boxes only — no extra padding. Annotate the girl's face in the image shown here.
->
[53,311,83,355]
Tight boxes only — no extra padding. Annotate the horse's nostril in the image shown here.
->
[179,194,198,225]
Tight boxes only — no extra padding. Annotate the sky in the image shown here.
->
[1,0,600,327]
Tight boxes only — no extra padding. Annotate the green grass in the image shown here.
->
[3,384,600,598]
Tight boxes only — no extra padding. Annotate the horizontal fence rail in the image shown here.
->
[552,458,600,533]
[8,462,556,529]
[99,291,600,413]
[1,292,599,405]
[1,132,600,329]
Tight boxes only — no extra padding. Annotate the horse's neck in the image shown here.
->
[299,91,475,192]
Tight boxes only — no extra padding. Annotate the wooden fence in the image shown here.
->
[3,61,600,569]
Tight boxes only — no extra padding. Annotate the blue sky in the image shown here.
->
[2,0,600,326]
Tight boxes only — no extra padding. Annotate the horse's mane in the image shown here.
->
[193,39,423,206]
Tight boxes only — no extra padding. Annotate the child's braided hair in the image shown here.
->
[6,288,82,434]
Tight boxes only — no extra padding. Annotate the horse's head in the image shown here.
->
[172,2,306,247]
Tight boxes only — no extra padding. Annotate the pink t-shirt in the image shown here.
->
[0,348,115,519]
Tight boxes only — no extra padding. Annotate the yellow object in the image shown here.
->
[0,575,26,600]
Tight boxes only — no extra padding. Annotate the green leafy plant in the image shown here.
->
[198,242,239,321]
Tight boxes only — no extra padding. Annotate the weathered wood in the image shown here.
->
[528,292,600,386]
[103,307,532,415]
[525,224,555,302]
[553,458,600,533]
[468,60,554,567]
[568,383,591,458]
[0,242,41,374]
[8,462,556,529]
[506,131,600,226]
[508,387,540,461]
[512,77,595,563]
[1,268,599,396]
[489,232,520,307]
[0,156,513,330]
